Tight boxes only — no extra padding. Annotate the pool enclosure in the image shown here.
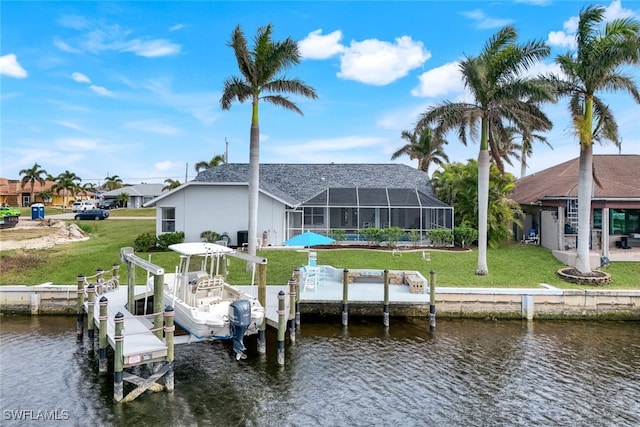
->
[285,187,453,241]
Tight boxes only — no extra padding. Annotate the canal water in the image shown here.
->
[1,315,639,426]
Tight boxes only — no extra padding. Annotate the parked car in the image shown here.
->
[98,199,119,209]
[72,200,96,212]
[74,209,109,220]
[0,206,21,217]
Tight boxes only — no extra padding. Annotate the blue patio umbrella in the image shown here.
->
[283,231,335,247]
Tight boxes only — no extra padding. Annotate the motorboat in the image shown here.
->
[155,242,264,346]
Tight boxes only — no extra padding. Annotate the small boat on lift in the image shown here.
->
[157,242,264,351]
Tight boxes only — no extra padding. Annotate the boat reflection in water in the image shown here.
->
[1,316,639,426]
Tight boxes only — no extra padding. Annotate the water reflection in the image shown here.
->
[1,315,639,426]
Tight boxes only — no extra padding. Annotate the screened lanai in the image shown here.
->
[285,187,454,240]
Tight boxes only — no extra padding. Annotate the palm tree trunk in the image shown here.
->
[476,149,490,275]
[247,102,260,258]
[520,153,527,179]
[575,144,593,273]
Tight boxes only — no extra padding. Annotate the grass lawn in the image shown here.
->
[0,219,638,289]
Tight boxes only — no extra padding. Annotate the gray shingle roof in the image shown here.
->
[101,183,165,198]
[194,163,444,207]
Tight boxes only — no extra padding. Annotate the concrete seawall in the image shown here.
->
[1,285,639,320]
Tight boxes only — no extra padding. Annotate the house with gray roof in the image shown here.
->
[100,183,165,208]
[145,163,453,246]
[511,154,640,260]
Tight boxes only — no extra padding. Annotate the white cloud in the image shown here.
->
[461,9,513,29]
[89,85,114,97]
[71,72,91,83]
[547,31,576,49]
[0,54,27,78]
[155,160,182,171]
[299,29,345,59]
[411,62,464,98]
[57,137,99,151]
[121,39,181,57]
[54,120,86,132]
[55,17,181,58]
[124,119,181,136]
[338,36,431,86]
[169,24,186,32]
[54,38,83,54]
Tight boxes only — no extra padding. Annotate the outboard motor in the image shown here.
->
[229,299,252,360]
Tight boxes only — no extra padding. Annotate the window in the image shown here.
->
[161,207,176,232]
[304,207,325,227]
[593,209,602,229]
[610,209,640,234]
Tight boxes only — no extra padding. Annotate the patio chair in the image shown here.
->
[301,264,320,292]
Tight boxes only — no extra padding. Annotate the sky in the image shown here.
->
[2,0,640,186]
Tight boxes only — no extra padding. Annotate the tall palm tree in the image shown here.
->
[220,23,318,257]
[194,154,226,173]
[544,6,640,274]
[103,175,123,191]
[53,170,82,209]
[19,163,48,205]
[391,127,449,176]
[417,25,552,275]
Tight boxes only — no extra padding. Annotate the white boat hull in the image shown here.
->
[160,274,263,340]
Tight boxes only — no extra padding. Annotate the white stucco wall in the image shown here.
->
[540,209,558,250]
[153,183,286,246]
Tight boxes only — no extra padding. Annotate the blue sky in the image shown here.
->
[2,0,639,186]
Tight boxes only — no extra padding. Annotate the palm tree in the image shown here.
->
[417,25,552,275]
[220,23,318,257]
[391,127,449,176]
[103,175,123,191]
[53,170,82,209]
[19,163,48,205]
[194,154,226,173]
[163,178,181,191]
[544,6,640,274]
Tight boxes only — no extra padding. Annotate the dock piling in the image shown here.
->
[277,291,286,366]
[342,269,349,327]
[288,277,296,343]
[76,275,85,341]
[293,268,301,328]
[429,270,436,330]
[98,296,108,373]
[257,263,267,355]
[114,312,124,402]
[87,284,96,353]
[163,306,175,392]
[383,269,389,328]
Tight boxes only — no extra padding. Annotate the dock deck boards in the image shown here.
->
[85,286,167,358]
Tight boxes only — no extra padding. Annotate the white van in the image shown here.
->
[71,200,95,212]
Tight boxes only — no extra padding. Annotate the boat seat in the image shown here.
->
[193,276,224,302]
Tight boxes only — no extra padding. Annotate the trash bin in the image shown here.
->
[237,230,248,247]
[31,203,45,220]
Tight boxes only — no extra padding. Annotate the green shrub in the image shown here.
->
[426,228,453,247]
[200,230,222,243]
[384,226,405,248]
[454,223,478,248]
[360,227,384,246]
[408,229,422,247]
[157,231,185,250]
[133,232,157,252]
[329,229,346,242]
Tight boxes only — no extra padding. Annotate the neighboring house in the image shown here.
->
[100,184,164,208]
[145,163,453,246]
[0,178,91,207]
[511,154,640,258]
